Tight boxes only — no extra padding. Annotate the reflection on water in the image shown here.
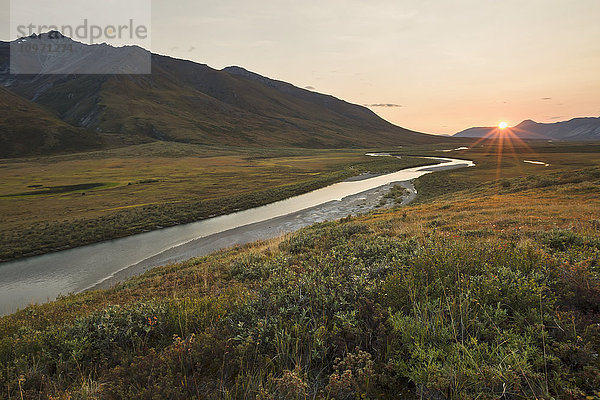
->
[523,160,550,167]
[0,157,473,315]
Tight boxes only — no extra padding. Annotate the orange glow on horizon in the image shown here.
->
[467,123,542,182]
[498,122,508,129]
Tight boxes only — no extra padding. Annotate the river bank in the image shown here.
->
[0,157,473,315]
[91,180,418,290]
[0,153,435,262]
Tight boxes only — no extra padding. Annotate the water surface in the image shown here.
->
[523,160,550,167]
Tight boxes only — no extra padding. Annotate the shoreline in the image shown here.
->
[0,158,438,263]
[0,157,473,315]
[90,180,418,290]
[90,160,470,291]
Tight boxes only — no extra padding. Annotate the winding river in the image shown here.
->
[0,157,474,315]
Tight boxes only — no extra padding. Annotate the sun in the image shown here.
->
[498,121,508,129]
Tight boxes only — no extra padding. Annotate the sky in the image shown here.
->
[2,0,600,134]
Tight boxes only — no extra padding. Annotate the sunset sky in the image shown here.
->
[3,0,600,134]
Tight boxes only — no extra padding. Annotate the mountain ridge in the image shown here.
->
[454,116,600,140]
[0,33,445,156]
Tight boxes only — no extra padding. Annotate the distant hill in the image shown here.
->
[0,33,444,156]
[0,87,102,157]
[454,117,600,140]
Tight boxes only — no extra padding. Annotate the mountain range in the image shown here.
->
[454,117,600,141]
[0,32,442,157]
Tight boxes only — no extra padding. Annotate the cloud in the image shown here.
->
[188,46,196,52]
[304,86,315,90]
[541,97,552,100]
[548,116,563,120]
[364,103,403,108]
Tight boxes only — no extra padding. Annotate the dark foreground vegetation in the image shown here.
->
[1,142,599,399]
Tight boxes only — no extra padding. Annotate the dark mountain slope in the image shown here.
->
[0,35,444,152]
[0,86,102,157]
[223,66,379,122]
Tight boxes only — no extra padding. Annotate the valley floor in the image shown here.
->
[0,143,432,261]
[1,142,600,399]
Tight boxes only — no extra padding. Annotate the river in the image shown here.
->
[0,157,474,315]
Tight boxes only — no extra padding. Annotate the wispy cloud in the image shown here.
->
[304,86,315,90]
[548,116,563,120]
[364,103,402,108]
[541,97,552,100]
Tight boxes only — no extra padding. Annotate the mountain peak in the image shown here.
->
[517,119,537,126]
[27,30,67,40]
[8,32,150,75]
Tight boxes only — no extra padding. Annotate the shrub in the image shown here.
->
[540,229,585,251]
[231,252,272,281]
[325,348,376,399]
[66,301,171,366]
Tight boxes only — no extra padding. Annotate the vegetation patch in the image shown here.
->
[0,182,108,198]
[378,184,411,207]
[1,142,599,399]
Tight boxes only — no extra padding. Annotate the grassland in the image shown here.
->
[402,141,600,203]
[1,141,599,399]
[0,143,435,261]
